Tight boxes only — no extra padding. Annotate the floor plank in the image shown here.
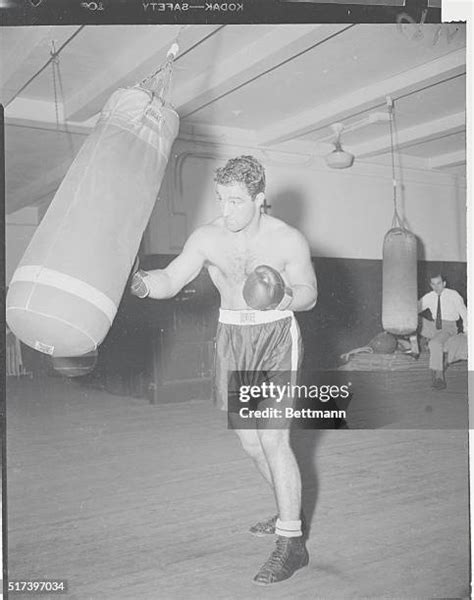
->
[5,373,469,599]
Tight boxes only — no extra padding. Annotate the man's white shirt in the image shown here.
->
[419,288,468,329]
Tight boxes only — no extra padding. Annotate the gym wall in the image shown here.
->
[125,139,465,399]
[81,139,465,401]
[144,139,467,262]
[12,138,467,399]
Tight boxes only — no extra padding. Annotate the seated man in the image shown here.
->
[418,273,467,390]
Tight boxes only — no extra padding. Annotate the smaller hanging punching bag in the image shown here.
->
[382,227,418,335]
[381,98,418,337]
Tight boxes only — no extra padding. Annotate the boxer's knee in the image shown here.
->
[234,429,264,458]
[258,428,290,454]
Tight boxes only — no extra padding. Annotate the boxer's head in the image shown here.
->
[429,273,446,295]
[215,156,266,232]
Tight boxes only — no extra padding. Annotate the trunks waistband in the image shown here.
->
[218,308,293,325]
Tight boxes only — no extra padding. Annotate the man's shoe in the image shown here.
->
[409,334,419,357]
[432,378,447,390]
[249,514,278,537]
[253,536,309,585]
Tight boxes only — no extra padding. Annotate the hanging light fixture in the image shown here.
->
[325,123,354,169]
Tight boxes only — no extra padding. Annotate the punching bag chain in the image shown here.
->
[50,41,76,160]
[138,30,184,102]
[387,96,402,229]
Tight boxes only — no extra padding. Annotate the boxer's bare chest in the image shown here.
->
[206,233,286,287]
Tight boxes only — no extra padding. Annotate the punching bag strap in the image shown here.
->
[391,178,404,229]
[138,37,181,103]
[387,95,405,231]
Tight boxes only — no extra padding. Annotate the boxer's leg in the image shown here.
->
[253,433,308,586]
[221,316,282,535]
[253,428,308,587]
[233,428,273,488]
[232,428,279,535]
[258,427,301,524]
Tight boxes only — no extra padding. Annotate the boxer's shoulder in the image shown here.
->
[189,222,222,243]
[261,214,288,231]
[189,221,228,260]
[262,216,309,248]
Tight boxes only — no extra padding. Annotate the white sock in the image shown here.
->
[275,518,302,538]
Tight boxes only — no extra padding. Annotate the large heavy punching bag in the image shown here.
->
[382,227,418,335]
[6,86,179,357]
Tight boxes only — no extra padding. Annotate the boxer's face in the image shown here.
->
[430,276,446,295]
[216,182,263,232]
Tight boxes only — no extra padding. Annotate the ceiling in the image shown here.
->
[1,23,466,215]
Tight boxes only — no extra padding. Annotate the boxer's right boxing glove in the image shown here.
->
[130,257,150,299]
[243,265,293,310]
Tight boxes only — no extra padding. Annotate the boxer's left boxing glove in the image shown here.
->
[130,257,150,299]
[243,265,293,311]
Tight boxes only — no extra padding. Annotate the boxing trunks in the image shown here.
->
[213,309,303,421]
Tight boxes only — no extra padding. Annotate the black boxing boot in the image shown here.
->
[249,514,278,537]
[253,535,309,585]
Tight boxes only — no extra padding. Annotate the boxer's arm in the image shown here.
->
[284,231,317,312]
[137,230,206,299]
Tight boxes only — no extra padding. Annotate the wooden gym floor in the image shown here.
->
[5,365,470,599]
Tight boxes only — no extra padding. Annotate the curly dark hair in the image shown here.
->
[214,155,266,199]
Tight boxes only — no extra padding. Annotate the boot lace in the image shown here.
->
[260,537,291,573]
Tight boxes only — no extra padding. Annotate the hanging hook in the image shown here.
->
[50,40,58,62]
[167,42,180,61]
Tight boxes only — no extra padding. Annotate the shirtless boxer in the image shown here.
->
[131,155,317,585]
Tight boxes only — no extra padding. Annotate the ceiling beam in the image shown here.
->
[0,26,81,105]
[348,112,465,158]
[176,24,349,117]
[5,97,95,135]
[257,48,466,146]
[64,25,221,122]
[178,121,258,146]
[429,150,466,169]
[7,26,345,136]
